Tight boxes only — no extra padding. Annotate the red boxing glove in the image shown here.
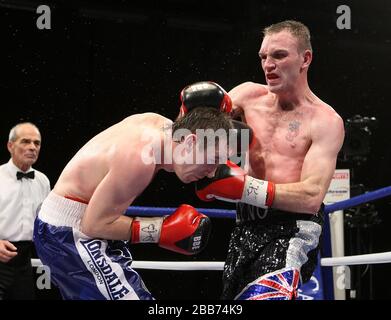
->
[131,204,211,255]
[179,81,232,117]
[196,161,246,202]
[196,161,275,209]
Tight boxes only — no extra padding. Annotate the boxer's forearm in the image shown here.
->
[273,181,324,214]
[82,215,133,240]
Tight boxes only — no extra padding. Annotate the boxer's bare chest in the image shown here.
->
[243,99,313,181]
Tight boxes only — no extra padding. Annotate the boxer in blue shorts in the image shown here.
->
[34,82,234,300]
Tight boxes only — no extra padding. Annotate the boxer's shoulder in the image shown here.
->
[122,112,171,126]
[310,98,343,127]
[308,99,344,142]
[118,113,171,144]
[230,82,268,98]
[229,82,268,116]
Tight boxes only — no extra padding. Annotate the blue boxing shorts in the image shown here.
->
[33,192,153,300]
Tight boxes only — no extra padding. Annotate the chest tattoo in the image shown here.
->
[286,120,301,142]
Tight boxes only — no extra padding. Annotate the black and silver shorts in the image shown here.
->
[221,203,324,300]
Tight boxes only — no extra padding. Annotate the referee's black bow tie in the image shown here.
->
[16,171,35,180]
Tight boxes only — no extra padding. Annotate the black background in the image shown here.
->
[1,0,390,299]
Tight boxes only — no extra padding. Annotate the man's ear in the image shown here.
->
[184,134,197,152]
[301,50,312,70]
[7,141,13,154]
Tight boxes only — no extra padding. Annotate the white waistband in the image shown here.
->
[38,192,87,230]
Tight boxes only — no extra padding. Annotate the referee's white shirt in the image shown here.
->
[0,159,50,241]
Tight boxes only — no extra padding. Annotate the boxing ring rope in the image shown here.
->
[30,184,391,300]
[31,252,391,269]
[323,185,391,214]
[31,185,391,269]
[125,206,236,219]
[124,185,391,217]
[124,185,391,267]
[320,252,391,266]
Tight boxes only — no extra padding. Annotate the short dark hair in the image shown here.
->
[172,107,233,146]
[263,20,312,53]
[172,107,232,134]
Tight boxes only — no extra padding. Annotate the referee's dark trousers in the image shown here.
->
[0,241,35,300]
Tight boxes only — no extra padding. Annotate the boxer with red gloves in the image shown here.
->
[131,204,211,255]
[211,21,344,300]
[34,94,233,300]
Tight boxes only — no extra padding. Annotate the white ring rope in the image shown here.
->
[132,261,224,271]
[30,251,391,270]
[320,251,391,266]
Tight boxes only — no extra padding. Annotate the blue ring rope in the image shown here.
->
[125,185,391,218]
[126,206,236,219]
[125,185,391,302]
[324,185,391,214]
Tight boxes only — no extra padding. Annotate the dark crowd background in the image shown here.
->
[0,0,390,300]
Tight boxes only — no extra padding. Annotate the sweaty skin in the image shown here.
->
[230,30,345,214]
[53,113,218,240]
